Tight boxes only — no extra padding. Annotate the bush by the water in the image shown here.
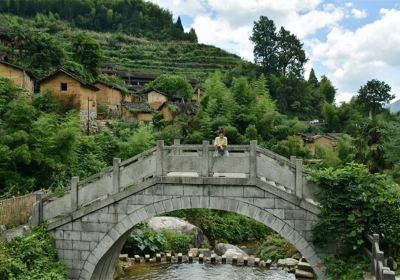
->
[165,209,274,244]
[256,234,298,262]
[0,224,67,280]
[122,223,192,256]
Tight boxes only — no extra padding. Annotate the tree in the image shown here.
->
[318,76,336,104]
[71,33,103,80]
[250,16,307,78]
[357,79,394,117]
[276,27,307,77]
[187,28,198,42]
[250,16,278,76]
[147,74,193,99]
[307,68,319,88]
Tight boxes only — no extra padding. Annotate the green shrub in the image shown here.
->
[164,231,192,253]
[325,254,369,280]
[122,224,166,256]
[256,234,297,261]
[0,224,67,280]
[165,209,273,245]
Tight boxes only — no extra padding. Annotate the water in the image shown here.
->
[122,262,295,280]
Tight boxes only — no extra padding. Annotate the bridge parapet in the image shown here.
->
[33,140,319,225]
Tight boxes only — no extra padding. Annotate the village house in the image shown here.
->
[94,80,125,118]
[300,133,343,156]
[0,60,35,93]
[121,101,153,122]
[39,69,99,125]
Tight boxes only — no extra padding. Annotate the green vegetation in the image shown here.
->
[0,225,67,280]
[311,163,400,278]
[165,209,274,245]
[0,14,242,80]
[256,234,298,262]
[147,74,193,99]
[122,223,192,256]
[0,78,155,197]
[0,0,195,42]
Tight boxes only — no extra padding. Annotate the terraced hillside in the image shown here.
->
[89,31,243,80]
[0,14,245,82]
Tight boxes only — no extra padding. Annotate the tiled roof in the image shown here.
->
[95,80,126,93]
[122,101,153,113]
[0,60,35,79]
[40,69,99,91]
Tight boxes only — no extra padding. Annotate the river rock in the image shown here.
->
[188,248,199,257]
[295,269,315,278]
[147,216,209,247]
[277,258,299,268]
[298,261,313,272]
[198,248,212,257]
[214,243,248,258]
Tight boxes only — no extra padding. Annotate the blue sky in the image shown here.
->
[148,0,400,102]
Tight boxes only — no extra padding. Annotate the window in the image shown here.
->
[61,83,68,91]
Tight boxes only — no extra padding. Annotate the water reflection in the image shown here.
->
[122,262,295,280]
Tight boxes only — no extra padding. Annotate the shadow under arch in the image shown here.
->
[80,196,325,280]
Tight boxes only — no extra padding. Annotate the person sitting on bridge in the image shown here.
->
[214,128,228,157]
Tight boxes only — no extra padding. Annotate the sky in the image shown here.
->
[146,0,400,103]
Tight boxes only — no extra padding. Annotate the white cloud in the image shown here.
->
[312,9,400,100]
[351,8,367,19]
[147,0,207,18]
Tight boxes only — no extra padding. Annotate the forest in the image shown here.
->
[0,3,399,279]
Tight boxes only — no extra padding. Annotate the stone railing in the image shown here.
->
[31,140,318,225]
[364,233,396,280]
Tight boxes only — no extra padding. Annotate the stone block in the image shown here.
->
[64,231,81,241]
[294,220,316,231]
[209,197,225,211]
[162,199,174,213]
[223,186,243,197]
[144,204,157,218]
[73,241,90,251]
[181,196,191,209]
[163,185,184,196]
[208,185,224,196]
[243,186,265,198]
[253,198,275,208]
[144,185,163,195]
[171,197,183,211]
[189,196,200,209]
[184,185,203,196]
[265,208,285,219]
[227,199,239,212]
[153,201,166,215]
[275,198,297,209]
[127,204,142,214]
[63,249,74,260]
[285,209,306,220]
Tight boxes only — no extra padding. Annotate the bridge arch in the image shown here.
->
[80,195,325,280]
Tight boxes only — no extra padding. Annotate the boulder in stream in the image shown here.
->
[214,243,248,258]
[147,216,209,248]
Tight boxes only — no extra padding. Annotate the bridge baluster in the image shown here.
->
[71,176,79,211]
[295,159,303,199]
[156,140,164,176]
[113,158,121,194]
[249,140,257,182]
[202,140,210,177]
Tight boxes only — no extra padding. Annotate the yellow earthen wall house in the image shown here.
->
[94,81,123,111]
[160,104,173,121]
[0,61,34,92]
[40,69,98,112]
[147,90,168,109]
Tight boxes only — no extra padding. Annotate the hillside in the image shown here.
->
[0,14,244,82]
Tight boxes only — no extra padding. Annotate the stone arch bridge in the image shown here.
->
[31,140,330,280]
